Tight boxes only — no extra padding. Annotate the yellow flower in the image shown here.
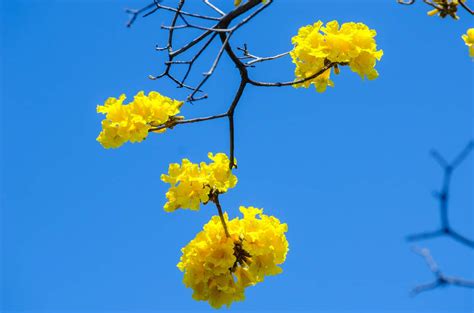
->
[96,91,183,149]
[462,28,474,58]
[161,153,237,212]
[427,0,464,19]
[177,206,289,308]
[291,20,383,92]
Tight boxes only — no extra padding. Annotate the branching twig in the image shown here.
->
[411,247,474,295]
[397,0,474,16]
[408,141,473,296]
[407,141,474,249]
[125,3,157,28]
[127,0,335,169]
[237,44,290,66]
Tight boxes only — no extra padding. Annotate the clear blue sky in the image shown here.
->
[1,0,473,312]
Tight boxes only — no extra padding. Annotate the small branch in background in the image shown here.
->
[458,0,474,14]
[396,0,474,16]
[407,140,474,249]
[408,141,473,295]
[125,2,158,28]
[411,247,474,295]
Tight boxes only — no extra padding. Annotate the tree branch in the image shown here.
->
[407,141,474,249]
[127,0,331,169]
[237,44,290,66]
[411,247,474,295]
[210,192,230,238]
[148,113,228,132]
[249,62,335,87]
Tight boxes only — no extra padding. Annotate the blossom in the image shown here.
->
[177,206,289,308]
[161,153,237,212]
[462,28,474,57]
[427,0,464,19]
[96,91,183,149]
[291,20,383,92]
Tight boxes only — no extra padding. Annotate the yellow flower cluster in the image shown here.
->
[177,206,289,309]
[427,0,465,19]
[462,28,474,57]
[96,91,183,149]
[291,20,383,92]
[161,153,238,212]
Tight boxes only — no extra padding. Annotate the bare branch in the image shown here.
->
[398,0,416,4]
[204,0,225,16]
[249,62,335,87]
[237,44,291,66]
[458,0,474,14]
[125,3,157,28]
[451,140,474,169]
[407,141,474,249]
[150,113,227,132]
[411,247,474,295]
[146,2,221,21]
[128,0,329,168]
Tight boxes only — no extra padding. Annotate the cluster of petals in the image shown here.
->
[160,153,238,212]
[177,206,289,308]
[291,20,383,92]
[96,91,183,149]
[427,0,464,19]
[462,28,474,57]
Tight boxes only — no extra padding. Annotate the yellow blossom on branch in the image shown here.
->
[177,206,289,308]
[291,20,383,92]
[160,153,237,212]
[427,0,465,19]
[96,91,183,149]
[462,28,474,57]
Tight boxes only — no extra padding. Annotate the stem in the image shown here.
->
[213,193,230,238]
[148,113,227,132]
[227,79,247,169]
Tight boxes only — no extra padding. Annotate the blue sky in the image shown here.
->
[1,0,473,312]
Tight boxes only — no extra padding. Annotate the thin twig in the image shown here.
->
[145,2,221,21]
[458,0,474,14]
[211,193,231,238]
[204,0,225,16]
[125,3,157,27]
[407,141,474,249]
[249,62,335,87]
[148,113,228,132]
[411,247,474,295]
[238,44,290,66]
